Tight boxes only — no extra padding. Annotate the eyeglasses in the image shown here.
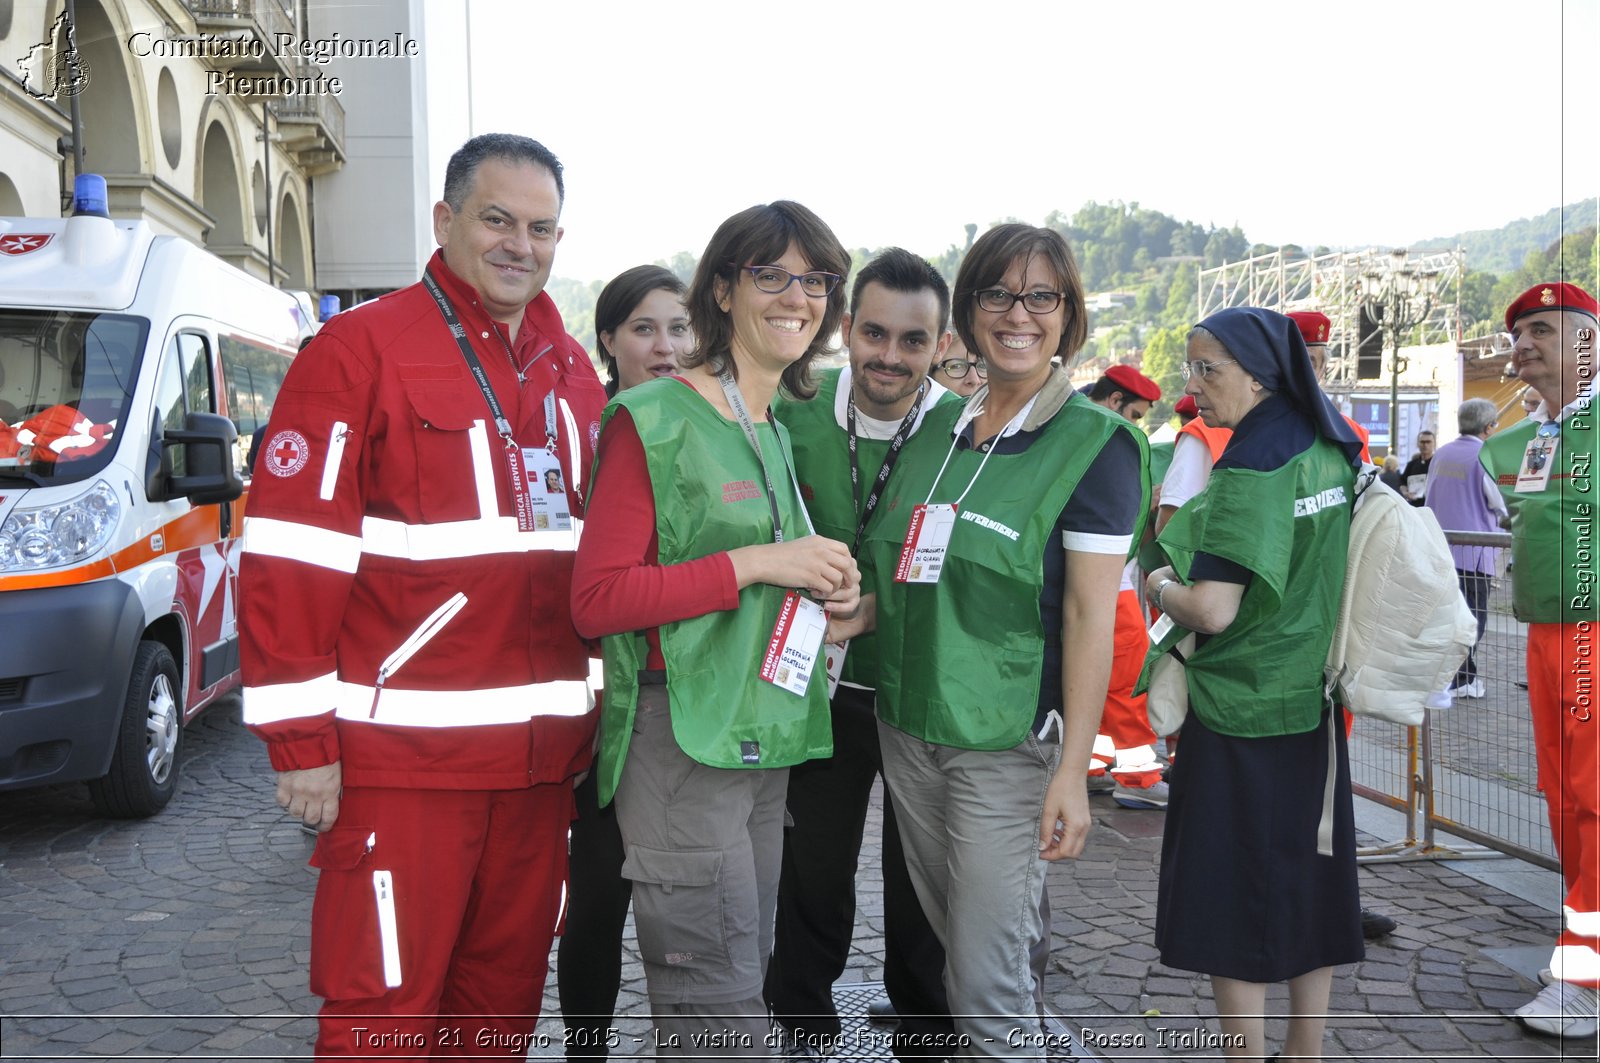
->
[934,357,986,380]
[738,265,842,298]
[1180,358,1237,381]
[974,289,1065,314]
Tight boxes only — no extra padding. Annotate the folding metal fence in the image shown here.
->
[1347,530,1559,871]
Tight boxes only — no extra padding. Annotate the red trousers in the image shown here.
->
[1097,590,1163,787]
[308,783,573,1058]
[1527,622,1600,986]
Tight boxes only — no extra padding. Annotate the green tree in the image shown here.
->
[1140,325,1188,429]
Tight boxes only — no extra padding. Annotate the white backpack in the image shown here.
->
[1323,465,1478,726]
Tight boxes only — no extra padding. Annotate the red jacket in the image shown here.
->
[239,253,606,789]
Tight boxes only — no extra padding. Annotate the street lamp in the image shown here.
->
[1360,249,1440,458]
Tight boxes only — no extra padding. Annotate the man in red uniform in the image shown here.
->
[1487,283,1600,1038]
[1286,310,1372,461]
[1085,365,1168,806]
[239,134,607,1058]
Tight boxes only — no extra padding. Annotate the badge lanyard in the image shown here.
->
[845,381,924,557]
[717,368,826,700]
[921,401,1026,508]
[422,269,551,531]
[893,401,1025,585]
[1516,419,1561,493]
[717,369,813,544]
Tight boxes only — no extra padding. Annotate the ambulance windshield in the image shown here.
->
[0,309,149,484]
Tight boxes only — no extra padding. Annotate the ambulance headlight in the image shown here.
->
[0,481,122,573]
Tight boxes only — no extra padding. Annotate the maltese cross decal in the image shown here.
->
[0,234,53,256]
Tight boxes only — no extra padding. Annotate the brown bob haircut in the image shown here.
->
[682,201,850,401]
[594,264,686,398]
[952,223,1088,367]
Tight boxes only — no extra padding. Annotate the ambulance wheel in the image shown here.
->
[89,642,183,818]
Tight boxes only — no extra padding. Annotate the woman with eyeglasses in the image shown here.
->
[930,332,985,398]
[571,202,859,1054]
[558,264,693,1060]
[831,223,1147,1054]
[1140,308,1364,1062]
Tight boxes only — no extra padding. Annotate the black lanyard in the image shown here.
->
[421,269,520,446]
[718,369,808,545]
[845,381,923,556]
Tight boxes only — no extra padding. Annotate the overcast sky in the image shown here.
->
[451,0,1598,284]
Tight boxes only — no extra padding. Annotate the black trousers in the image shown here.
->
[557,771,633,1061]
[764,684,954,1059]
[1455,569,1492,685]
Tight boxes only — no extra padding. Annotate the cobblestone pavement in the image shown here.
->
[0,695,1588,1061]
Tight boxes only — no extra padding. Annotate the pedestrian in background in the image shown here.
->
[1424,397,1506,702]
[560,264,693,1060]
[930,331,984,398]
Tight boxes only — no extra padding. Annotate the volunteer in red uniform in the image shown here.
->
[239,134,607,1059]
[1084,365,1169,808]
[1485,282,1600,1038]
[1285,310,1372,462]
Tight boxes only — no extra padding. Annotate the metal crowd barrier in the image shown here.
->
[1347,529,1559,871]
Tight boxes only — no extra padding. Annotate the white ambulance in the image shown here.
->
[0,175,311,815]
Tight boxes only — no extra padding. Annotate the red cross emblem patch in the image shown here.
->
[0,234,53,256]
[265,429,310,478]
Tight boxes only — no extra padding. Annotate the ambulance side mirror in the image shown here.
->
[159,412,244,505]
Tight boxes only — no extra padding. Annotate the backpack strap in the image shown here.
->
[1317,702,1338,857]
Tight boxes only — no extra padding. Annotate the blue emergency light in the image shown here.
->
[72,174,110,218]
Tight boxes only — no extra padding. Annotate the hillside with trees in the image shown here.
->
[1413,199,1597,275]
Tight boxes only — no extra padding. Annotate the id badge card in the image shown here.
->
[521,447,574,531]
[823,640,849,699]
[760,592,828,696]
[895,503,958,584]
[1515,433,1557,493]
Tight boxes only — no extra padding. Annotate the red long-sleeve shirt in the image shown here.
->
[571,394,741,668]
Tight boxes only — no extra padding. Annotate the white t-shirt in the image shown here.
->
[1160,432,1214,509]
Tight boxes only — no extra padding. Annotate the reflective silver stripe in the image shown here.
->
[242,517,362,573]
[468,418,497,518]
[558,397,586,537]
[361,513,575,558]
[243,671,341,724]
[587,656,604,687]
[1551,943,1600,983]
[1568,905,1600,938]
[319,421,349,502]
[334,679,593,726]
[558,397,583,498]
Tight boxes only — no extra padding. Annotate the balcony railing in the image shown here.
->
[185,0,295,76]
[274,63,346,175]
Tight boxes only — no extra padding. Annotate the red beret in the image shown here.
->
[1286,310,1332,346]
[1174,395,1199,417]
[1103,364,1160,402]
[1504,282,1598,332]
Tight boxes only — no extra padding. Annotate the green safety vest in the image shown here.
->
[864,388,1147,750]
[594,378,832,805]
[1140,437,1354,737]
[1481,410,1599,624]
[774,369,960,689]
[1148,439,1175,488]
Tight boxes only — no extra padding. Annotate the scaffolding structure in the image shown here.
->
[1196,247,1466,389]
